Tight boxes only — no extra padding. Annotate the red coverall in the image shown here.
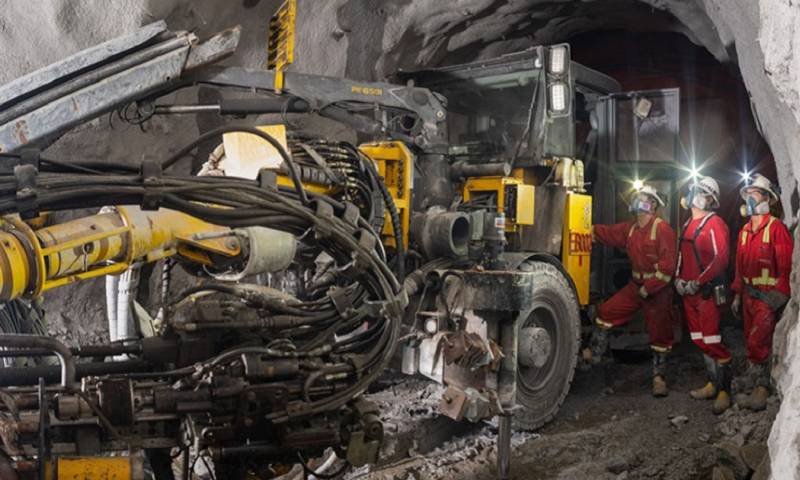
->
[595,217,677,352]
[732,215,793,364]
[677,214,731,361]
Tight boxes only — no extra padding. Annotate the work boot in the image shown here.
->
[690,355,717,400]
[690,382,717,400]
[736,386,769,412]
[651,352,669,397]
[735,362,770,412]
[713,390,731,415]
[584,327,610,365]
[712,361,732,415]
[652,375,668,397]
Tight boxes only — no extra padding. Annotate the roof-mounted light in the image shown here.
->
[549,45,567,74]
[549,83,567,112]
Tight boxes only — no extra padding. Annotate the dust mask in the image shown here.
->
[741,195,770,217]
[629,197,654,215]
[682,193,708,210]
[692,195,708,210]
[682,184,712,211]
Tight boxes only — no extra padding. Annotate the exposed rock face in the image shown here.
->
[0,1,798,477]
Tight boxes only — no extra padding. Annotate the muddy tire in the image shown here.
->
[513,260,580,430]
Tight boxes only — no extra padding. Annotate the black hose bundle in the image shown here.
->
[0,128,405,421]
[286,136,405,281]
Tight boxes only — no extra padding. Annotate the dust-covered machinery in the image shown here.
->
[0,22,405,478]
[0,9,677,479]
[0,143,399,479]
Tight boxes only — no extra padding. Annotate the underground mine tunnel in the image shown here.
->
[0,0,797,479]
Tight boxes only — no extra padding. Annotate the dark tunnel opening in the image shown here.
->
[567,29,776,227]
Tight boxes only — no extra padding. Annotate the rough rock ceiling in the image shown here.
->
[333,0,727,79]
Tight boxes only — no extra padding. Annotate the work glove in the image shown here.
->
[764,290,789,311]
[684,280,700,296]
[674,279,686,296]
[639,285,649,299]
[731,294,741,318]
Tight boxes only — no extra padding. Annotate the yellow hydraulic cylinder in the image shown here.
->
[0,206,241,302]
[0,227,35,301]
[35,211,128,279]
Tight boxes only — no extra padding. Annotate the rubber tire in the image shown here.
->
[513,260,581,430]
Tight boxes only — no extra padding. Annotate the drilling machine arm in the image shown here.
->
[0,20,448,155]
[0,23,413,479]
[0,205,287,302]
[0,151,401,478]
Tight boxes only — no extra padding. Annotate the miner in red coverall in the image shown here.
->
[674,176,732,414]
[731,174,793,411]
[589,184,677,397]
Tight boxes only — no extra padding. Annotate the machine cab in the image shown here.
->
[397,45,682,314]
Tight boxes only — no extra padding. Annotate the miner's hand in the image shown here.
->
[731,294,741,318]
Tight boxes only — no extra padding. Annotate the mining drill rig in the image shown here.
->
[0,9,681,480]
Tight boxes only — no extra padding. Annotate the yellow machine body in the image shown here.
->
[561,192,592,305]
[0,206,241,302]
[462,176,535,232]
[359,141,413,249]
[45,456,138,480]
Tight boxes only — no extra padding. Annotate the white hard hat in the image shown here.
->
[636,184,665,207]
[695,176,720,208]
[740,174,779,204]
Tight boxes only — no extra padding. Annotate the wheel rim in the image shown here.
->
[517,301,561,395]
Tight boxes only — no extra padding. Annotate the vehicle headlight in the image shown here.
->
[549,45,567,74]
[549,83,568,112]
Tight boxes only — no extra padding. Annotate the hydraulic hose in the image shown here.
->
[0,145,404,419]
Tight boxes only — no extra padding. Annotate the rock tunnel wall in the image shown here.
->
[0,0,798,477]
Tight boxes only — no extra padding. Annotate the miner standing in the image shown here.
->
[590,184,677,397]
[674,176,732,414]
[731,174,793,411]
